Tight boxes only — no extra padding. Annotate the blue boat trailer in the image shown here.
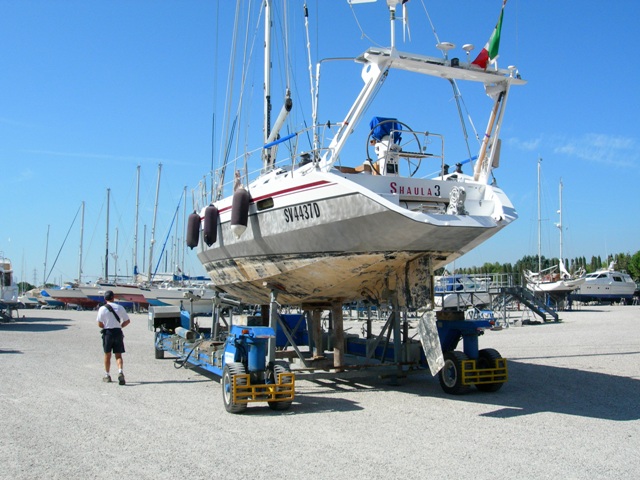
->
[150,298,508,414]
[149,305,294,414]
[338,310,508,394]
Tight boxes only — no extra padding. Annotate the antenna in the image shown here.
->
[436,42,455,60]
[462,44,474,63]
[387,0,401,49]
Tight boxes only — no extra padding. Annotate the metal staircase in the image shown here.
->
[496,286,559,322]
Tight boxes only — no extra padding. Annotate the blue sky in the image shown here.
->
[1,0,639,286]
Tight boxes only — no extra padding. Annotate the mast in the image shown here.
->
[537,158,542,273]
[78,201,85,284]
[147,163,162,282]
[105,188,110,281]
[388,0,400,48]
[262,0,272,170]
[43,224,50,286]
[181,185,187,277]
[133,165,140,279]
[114,228,119,281]
[142,224,147,276]
[557,178,564,265]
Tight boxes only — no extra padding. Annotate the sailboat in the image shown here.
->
[187,1,526,308]
[525,159,585,294]
[40,202,103,309]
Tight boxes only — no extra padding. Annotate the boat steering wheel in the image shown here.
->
[366,119,423,177]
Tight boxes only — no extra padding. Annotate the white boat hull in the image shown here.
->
[1,257,19,308]
[435,292,492,310]
[42,287,100,309]
[571,268,636,303]
[527,277,585,294]
[198,172,516,306]
[142,286,216,315]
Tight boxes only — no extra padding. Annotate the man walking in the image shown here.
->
[97,290,131,385]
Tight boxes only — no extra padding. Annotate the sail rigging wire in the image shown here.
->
[210,1,220,203]
[82,196,106,282]
[234,1,264,186]
[151,190,185,281]
[281,0,291,89]
[45,203,81,284]
[303,3,315,131]
[214,0,262,198]
[418,0,479,162]
[268,1,296,142]
[216,0,239,198]
[348,2,383,47]
[299,2,319,154]
[237,2,264,185]
[237,1,256,157]
[215,1,315,194]
[216,0,245,199]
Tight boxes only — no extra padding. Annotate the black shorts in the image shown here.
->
[102,329,125,354]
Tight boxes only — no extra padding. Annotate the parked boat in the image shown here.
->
[79,283,139,311]
[1,256,19,317]
[100,282,148,306]
[525,263,585,294]
[17,289,44,308]
[525,159,584,294]
[434,274,492,310]
[42,284,100,310]
[142,283,216,315]
[39,290,66,309]
[188,1,525,308]
[570,262,636,304]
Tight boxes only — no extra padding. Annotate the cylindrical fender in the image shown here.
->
[186,212,201,249]
[203,204,219,246]
[230,188,250,238]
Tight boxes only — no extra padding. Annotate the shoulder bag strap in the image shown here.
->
[105,303,121,323]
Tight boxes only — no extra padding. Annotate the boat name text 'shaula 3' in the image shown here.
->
[284,202,321,223]
[390,182,441,197]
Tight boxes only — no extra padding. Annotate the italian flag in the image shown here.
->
[472,0,507,70]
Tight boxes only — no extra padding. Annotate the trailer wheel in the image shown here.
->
[222,362,248,414]
[268,362,293,411]
[475,348,504,392]
[439,351,471,395]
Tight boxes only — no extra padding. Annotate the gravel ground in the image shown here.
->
[1,305,638,479]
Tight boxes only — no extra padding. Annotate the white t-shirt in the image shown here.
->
[96,302,130,329]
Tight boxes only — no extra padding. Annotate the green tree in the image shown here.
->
[628,251,640,281]
[18,281,35,293]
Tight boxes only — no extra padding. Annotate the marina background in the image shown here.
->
[1,0,639,284]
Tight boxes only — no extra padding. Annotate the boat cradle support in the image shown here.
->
[277,291,508,394]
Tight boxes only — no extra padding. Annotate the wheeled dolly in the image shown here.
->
[436,319,507,394]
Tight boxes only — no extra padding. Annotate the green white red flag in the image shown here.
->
[472,0,507,69]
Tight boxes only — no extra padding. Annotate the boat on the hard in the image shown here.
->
[525,160,585,295]
[570,262,636,304]
[525,262,585,294]
[186,0,525,308]
[1,256,19,317]
[142,283,216,315]
[434,274,492,310]
[42,284,100,310]
[79,283,144,310]
[17,288,44,308]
